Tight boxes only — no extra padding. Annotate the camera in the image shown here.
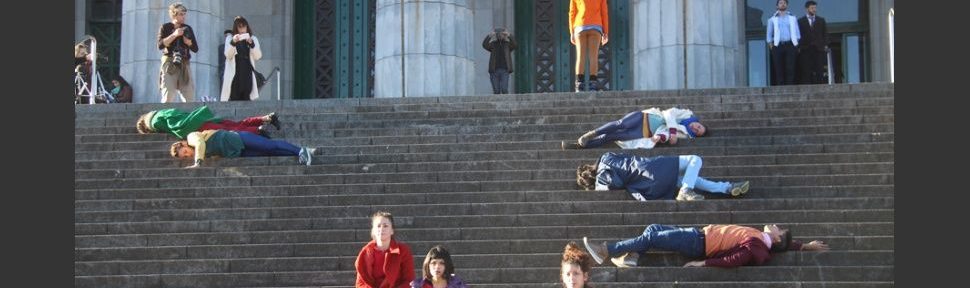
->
[172,50,183,66]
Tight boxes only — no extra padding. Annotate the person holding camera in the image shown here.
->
[220,16,263,101]
[157,2,198,103]
[482,27,516,94]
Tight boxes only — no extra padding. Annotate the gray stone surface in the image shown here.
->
[74,84,893,287]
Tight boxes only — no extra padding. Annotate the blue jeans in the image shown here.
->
[608,224,706,258]
[677,155,731,194]
[490,68,510,94]
[585,111,645,148]
[237,131,301,157]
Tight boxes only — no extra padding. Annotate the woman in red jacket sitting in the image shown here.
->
[355,211,415,288]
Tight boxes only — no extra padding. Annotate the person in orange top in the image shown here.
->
[582,224,829,268]
[355,211,415,288]
[569,0,609,92]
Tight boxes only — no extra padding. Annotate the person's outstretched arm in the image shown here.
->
[185,132,206,168]
[798,240,830,251]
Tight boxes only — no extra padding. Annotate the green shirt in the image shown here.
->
[149,106,221,139]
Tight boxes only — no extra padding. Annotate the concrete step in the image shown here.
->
[75,250,894,277]
[75,180,893,203]
[74,159,893,185]
[73,168,893,191]
[73,221,895,248]
[74,85,892,119]
[72,124,896,161]
[75,235,893,262]
[75,152,895,179]
[74,209,893,235]
[73,142,895,170]
[74,95,895,132]
[74,196,894,223]
[75,113,896,138]
[73,265,894,287]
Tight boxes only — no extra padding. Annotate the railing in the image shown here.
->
[75,36,112,104]
[265,67,281,100]
[89,37,97,104]
[889,9,894,83]
[827,48,834,84]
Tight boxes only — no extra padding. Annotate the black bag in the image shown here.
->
[254,70,267,90]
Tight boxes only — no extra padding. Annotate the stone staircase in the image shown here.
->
[74,83,894,287]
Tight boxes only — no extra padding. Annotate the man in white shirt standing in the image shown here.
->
[766,0,801,86]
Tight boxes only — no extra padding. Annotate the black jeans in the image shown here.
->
[771,42,797,86]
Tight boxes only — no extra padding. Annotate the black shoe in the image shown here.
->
[575,78,586,92]
[562,141,583,150]
[588,76,599,91]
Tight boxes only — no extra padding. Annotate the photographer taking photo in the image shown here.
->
[157,2,198,103]
[482,27,516,94]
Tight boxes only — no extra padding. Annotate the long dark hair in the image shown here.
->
[576,164,597,191]
[113,75,130,88]
[421,245,455,281]
[232,16,254,36]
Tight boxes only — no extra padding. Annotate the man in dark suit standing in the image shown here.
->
[797,1,828,84]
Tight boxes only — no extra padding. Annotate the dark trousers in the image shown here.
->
[607,224,706,258]
[771,42,797,86]
[799,48,827,84]
[585,111,645,148]
[490,68,510,94]
[237,131,300,157]
[199,117,264,134]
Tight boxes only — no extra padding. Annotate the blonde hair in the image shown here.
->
[168,2,187,17]
[136,111,157,134]
[170,141,189,158]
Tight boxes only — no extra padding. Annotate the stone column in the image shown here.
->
[868,0,894,83]
[75,0,86,42]
[120,0,223,103]
[375,0,475,98]
[631,0,744,90]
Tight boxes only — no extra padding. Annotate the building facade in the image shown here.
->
[75,0,894,102]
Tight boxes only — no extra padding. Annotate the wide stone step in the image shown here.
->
[75,235,894,262]
[74,160,893,185]
[72,124,896,161]
[73,167,893,190]
[73,265,894,287]
[73,196,895,223]
[74,181,895,212]
[74,249,894,277]
[75,112,896,139]
[75,152,895,180]
[76,180,893,203]
[74,85,891,120]
[74,95,895,134]
[74,222,893,250]
[74,209,893,235]
[73,142,895,170]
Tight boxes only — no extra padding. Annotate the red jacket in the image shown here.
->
[355,239,415,288]
[704,237,804,268]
